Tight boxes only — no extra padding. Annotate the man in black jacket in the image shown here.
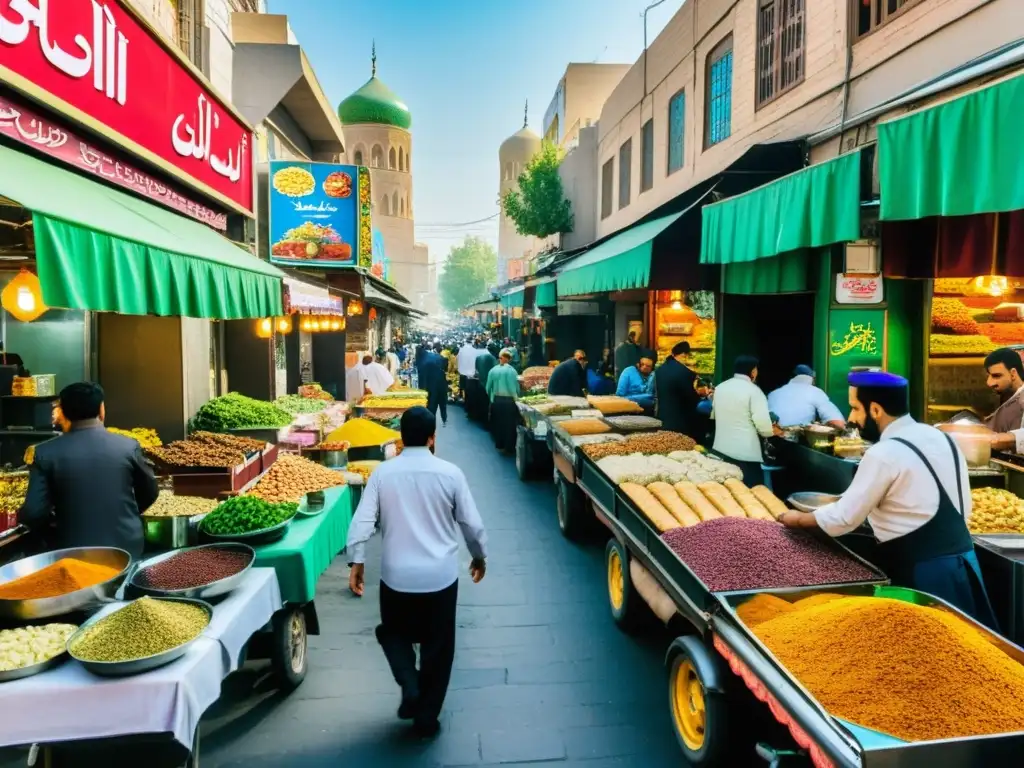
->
[19,382,158,558]
[420,343,449,427]
[655,341,700,439]
[547,350,588,397]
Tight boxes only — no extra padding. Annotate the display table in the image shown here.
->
[0,567,282,751]
[254,485,352,604]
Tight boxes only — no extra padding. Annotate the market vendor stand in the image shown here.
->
[514,403,554,481]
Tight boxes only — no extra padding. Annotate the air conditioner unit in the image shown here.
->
[844,240,880,274]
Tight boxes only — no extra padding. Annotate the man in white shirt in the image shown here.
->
[780,371,996,629]
[456,338,478,401]
[346,406,488,738]
[986,348,1024,453]
[710,355,777,486]
[358,353,394,396]
[767,365,845,428]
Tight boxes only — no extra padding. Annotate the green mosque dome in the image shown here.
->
[337,47,411,130]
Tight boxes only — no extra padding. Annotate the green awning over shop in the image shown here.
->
[721,250,811,294]
[500,286,525,309]
[0,143,284,319]
[557,211,683,297]
[878,73,1024,221]
[700,150,862,265]
[535,280,557,308]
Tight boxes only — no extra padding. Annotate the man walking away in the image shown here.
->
[346,407,488,738]
[486,349,521,452]
[420,343,449,426]
[474,343,499,424]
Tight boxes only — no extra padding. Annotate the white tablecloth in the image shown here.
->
[0,567,282,750]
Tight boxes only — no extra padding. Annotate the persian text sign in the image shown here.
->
[0,92,226,229]
[836,274,884,304]
[0,0,252,213]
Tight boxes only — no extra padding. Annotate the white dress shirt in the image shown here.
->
[359,361,394,395]
[711,374,774,462]
[346,447,488,593]
[814,415,972,540]
[767,375,845,427]
[457,344,479,377]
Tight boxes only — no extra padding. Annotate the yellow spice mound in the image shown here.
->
[752,596,1024,742]
[325,418,400,449]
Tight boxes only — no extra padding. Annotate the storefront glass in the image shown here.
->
[652,290,716,382]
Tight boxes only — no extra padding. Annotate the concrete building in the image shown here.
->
[497,108,544,285]
[594,0,1022,239]
[543,63,630,150]
[337,49,432,314]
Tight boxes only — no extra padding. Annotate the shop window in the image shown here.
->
[854,0,928,40]
[371,144,384,167]
[641,119,654,193]
[618,138,632,210]
[667,90,685,174]
[704,36,733,149]
[757,0,805,108]
[601,158,614,219]
[176,0,205,71]
[389,147,397,169]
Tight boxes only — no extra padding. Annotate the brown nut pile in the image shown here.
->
[148,440,246,469]
[250,454,345,503]
[189,432,266,453]
[582,430,696,459]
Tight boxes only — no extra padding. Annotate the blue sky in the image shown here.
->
[270,0,682,261]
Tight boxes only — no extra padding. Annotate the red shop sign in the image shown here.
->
[0,0,253,215]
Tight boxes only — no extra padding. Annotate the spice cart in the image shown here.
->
[546,424,1024,765]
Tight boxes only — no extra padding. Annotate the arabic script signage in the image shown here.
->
[0,0,252,213]
[836,273,884,304]
[268,161,372,269]
[826,308,886,416]
[0,92,226,229]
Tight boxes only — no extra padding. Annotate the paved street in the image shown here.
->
[199,411,685,767]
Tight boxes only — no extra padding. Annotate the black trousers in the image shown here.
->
[490,396,519,452]
[427,388,447,423]
[377,579,458,725]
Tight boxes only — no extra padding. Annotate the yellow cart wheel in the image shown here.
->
[605,538,646,631]
[666,638,729,765]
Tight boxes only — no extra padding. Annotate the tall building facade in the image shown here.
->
[338,50,432,313]
[497,107,543,286]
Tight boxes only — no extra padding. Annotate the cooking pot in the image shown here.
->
[936,422,992,468]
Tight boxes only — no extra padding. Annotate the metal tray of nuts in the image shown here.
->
[126,543,255,600]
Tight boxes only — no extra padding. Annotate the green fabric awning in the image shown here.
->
[700,150,862,265]
[721,250,811,294]
[501,286,525,309]
[0,143,284,319]
[535,280,557,308]
[557,211,683,297]
[878,74,1024,221]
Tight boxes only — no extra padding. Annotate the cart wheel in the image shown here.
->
[556,477,585,540]
[515,430,531,481]
[605,538,645,631]
[667,638,729,765]
[270,607,308,691]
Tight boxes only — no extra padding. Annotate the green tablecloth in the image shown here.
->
[253,485,352,604]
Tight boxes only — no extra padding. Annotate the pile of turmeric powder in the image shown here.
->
[324,418,399,449]
[742,594,1024,742]
[0,558,122,600]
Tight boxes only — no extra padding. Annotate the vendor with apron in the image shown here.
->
[779,371,997,629]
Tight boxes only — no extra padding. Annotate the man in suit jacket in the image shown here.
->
[655,341,700,439]
[19,382,158,558]
[420,343,449,426]
[546,351,588,397]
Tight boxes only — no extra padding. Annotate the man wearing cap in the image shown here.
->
[780,371,997,629]
[485,350,520,452]
[767,365,846,428]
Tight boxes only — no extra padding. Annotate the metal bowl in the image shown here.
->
[127,543,254,600]
[199,515,294,545]
[141,513,210,550]
[0,649,70,683]
[0,547,132,621]
[788,492,841,513]
[67,596,212,677]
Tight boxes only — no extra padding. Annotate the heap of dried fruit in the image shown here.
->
[931,298,979,335]
[148,432,265,469]
[250,454,345,503]
[582,431,697,459]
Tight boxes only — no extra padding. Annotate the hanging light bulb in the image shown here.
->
[1,268,47,322]
[255,317,273,338]
[275,316,293,334]
[329,318,341,331]
[300,316,313,332]
[311,317,321,331]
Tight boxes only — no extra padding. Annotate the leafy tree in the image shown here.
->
[438,236,498,311]
[501,141,574,239]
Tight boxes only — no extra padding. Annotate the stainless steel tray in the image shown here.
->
[127,543,254,599]
[788,491,841,513]
[67,596,212,677]
[0,649,69,683]
[972,533,1024,551]
[199,514,294,544]
[0,547,132,620]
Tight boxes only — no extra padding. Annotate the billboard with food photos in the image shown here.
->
[269,161,372,268]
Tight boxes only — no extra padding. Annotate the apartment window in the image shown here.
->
[176,0,205,70]
[641,119,655,193]
[705,36,733,148]
[854,0,927,40]
[601,158,614,219]
[618,139,632,209]
[756,0,805,108]
[667,90,685,174]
